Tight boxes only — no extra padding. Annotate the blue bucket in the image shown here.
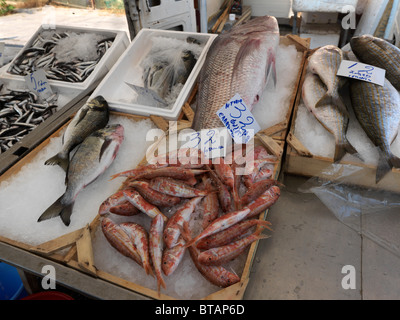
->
[0,262,28,300]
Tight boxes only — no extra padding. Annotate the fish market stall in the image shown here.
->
[0,15,309,300]
[285,38,400,194]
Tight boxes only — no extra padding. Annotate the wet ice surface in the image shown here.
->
[252,43,303,130]
[0,115,156,245]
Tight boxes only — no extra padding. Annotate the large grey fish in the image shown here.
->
[302,70,357,162]
[192,15,280,130]
[308,45,348,115]
[350,35,400,90]
[350,79,400,183]
[45,95,109,171]
[38,124,124,226]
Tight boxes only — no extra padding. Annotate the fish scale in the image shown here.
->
[192,15,279,130]
[350,78,400,182]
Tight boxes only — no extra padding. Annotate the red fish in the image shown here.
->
[98,189,140,216]
[162,236,186,276]
[128,180,181,207]
[244,185,281,218]
[149,177,208,198]
[149,214,167,294]
[201,177,220,229]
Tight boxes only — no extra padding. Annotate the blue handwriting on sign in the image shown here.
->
[30,74,48,93]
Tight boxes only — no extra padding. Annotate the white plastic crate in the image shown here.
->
[0,25,129,93]
[89,28,217,120]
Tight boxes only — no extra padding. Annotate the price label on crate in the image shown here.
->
[337,60,386,86]
[217,93,261,144]
[25,69,54,99]
[180,127,231,159]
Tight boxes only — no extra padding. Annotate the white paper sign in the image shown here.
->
[180,127,230,159]
[24,69,53,99]
[0,42,5,67]
[216,93,261,144]
[337,60,386,86]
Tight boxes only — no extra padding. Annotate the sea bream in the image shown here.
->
[45,95,109,171]
[302,70,357,162]
[192,15,280,130]
[38,124,124,226]
[350,79,400,183]
[307,45,347,115]
[350,35,400,90]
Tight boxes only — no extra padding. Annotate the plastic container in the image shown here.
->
[0,25,129,94]
[89,28,217,120]
[0,262,28,300]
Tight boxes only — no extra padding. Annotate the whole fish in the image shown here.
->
[128,180,181,207]
[245,185,281,219]
[201,176,220,229]
[207,165,232,213]
[198,230,269,266]
[38,124,124,226]
[45,95,109,171]
[120,222,153,276]
[184,207,251,248]
[307,45,347,115]
[111,166,206,181]
[302,71,356,162]
[350,35,400,90]
[181,222,240,288]
[192,15,280,130]
[240,179,280,206]
[149,214,167,294]
[123,189,168,222]
[101,217,142,267]
[163,196,203,248]
[98,188,140,216]
[350,79,400,182]
[149,177,209,198]
[162,236,186,276]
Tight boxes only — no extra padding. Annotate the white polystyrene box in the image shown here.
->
[89,28,217,121]
[0,25,129,93]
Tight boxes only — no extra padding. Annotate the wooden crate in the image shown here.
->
[0,102,284,300]
[284,50,400,194]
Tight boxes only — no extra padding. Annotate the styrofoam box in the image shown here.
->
[0,25,129,93]
[89,28,217,120]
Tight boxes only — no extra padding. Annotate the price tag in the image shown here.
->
[24,69,53,99]
[0,42,4,67]
[180,127,231,159]
[337,60,386,86]
[216,93,261,144]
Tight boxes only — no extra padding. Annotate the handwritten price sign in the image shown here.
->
[337,60,386,86]
[181,127,230,159]
[24,69,53,99]
[217,93,260,144]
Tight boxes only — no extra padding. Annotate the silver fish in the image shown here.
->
[192,15,280,130]
[307,45,348,115]
[302,71,357,162]
[38,124,124,226]
[44,95,109,171]
[350,35,400,90]
[350,79,400,183]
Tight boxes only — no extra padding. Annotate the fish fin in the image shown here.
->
[74,105,89,127]
[37,195,64,223]
[266,51,277,88]
[124,82,168,107]
[44,153,69,172]
[60,203,74,226]
[99,138,112,162]
[376,153,393,184]
[315,92,350,118]
[333,139,358,163]
[257,233,271,241]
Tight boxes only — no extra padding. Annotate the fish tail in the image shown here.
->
[44,153,69,172]
[389,154,400,169]
[60,203,74,226]
[376,153,393,184]
[334,138,357,163]
[37,195,64,223]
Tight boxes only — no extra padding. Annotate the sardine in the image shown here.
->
[350,79,400,182]
[302,71,356,162]
[38,124,124,226]
[350,35,400,90]
[192,15,279,130]
[307,45,348,114]
[45,96,109,171]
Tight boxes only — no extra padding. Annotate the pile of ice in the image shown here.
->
[252,44,303,130]
[0,115,156,246]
